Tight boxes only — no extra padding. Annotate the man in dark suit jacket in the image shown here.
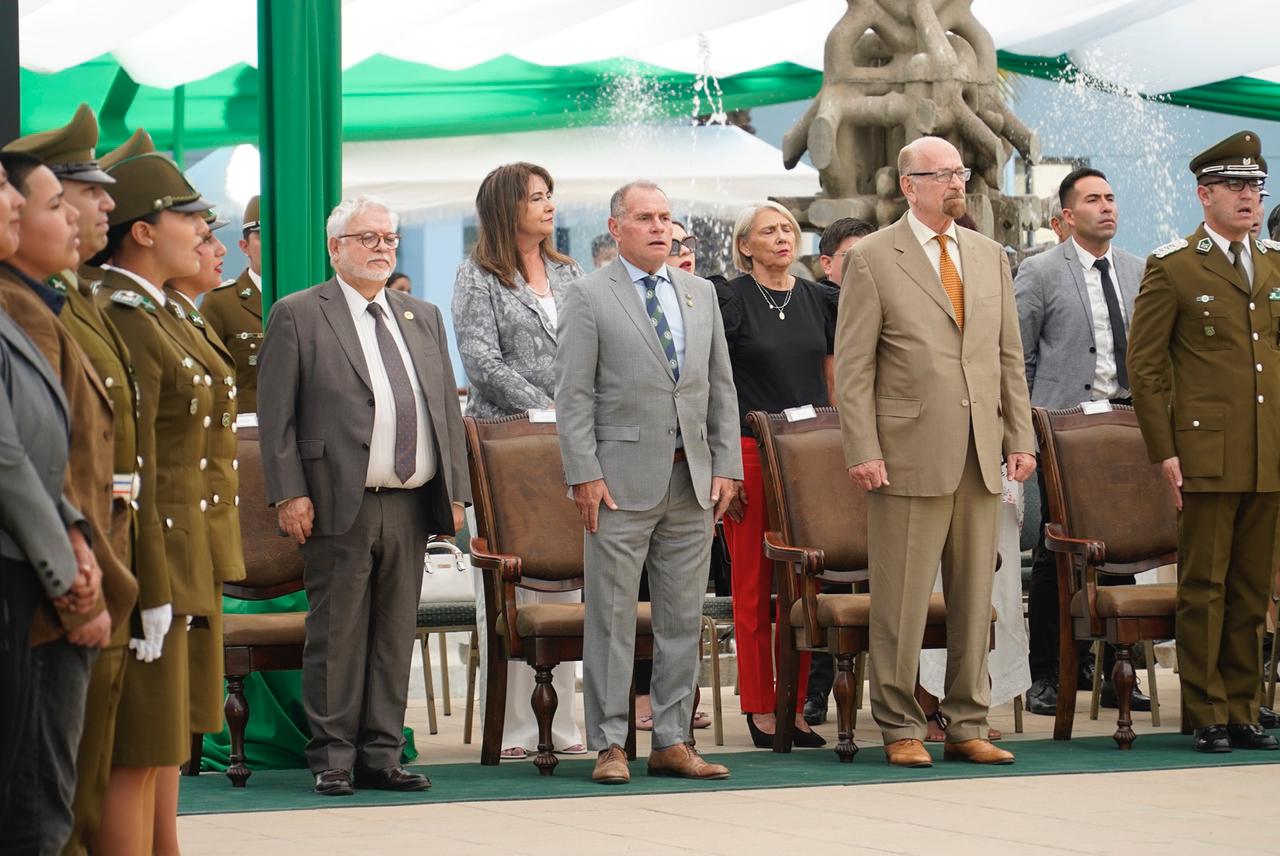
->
[1014,167,1147,717]
[257,198,470,796]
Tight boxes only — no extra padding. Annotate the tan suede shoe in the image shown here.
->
[647,743,730,779]
[884,738,933,767]
[943,738,1015,765]
[592,744,630,784]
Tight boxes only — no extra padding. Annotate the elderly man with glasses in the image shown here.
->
[257,197,470,795]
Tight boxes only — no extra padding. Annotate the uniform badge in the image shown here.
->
[1258,239,1270,255]
[1152,238,1188,259]
[189,398,199,414]
[109,289,156,313]
[168,301,185,319]
[1263,238,1280,252]
[1204,325,1216,337]
[247,355,258,366]
[1269,288,1280,301]
[46,276,67,293]
[1195,294,1215,303]
[181,356,195,368]
[239,288,252,299]
[1196,238,1213,254]
[403,310,414,321]
[189,312,205,327]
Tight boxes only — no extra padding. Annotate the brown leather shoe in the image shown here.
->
[943,738,1015,765]
[314,769,354,796]
[647,742,730,780]
[884,738,933,768]
[354,765,431,791]
[592,744,630,784]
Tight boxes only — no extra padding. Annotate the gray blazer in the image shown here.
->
[1014,239,1143,409]
[0,309,82,596]
[257,279,472,538]
[451,255,582,419]
[554,258,742,511]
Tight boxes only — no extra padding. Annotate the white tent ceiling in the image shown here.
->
[18,0,1280,93]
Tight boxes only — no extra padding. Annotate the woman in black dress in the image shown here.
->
[719,201,837,748]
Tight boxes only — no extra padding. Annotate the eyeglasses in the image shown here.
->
[1205,178,1265,194]
[905,168,972,184]
[669,235,699,256]
[338,232,401,249]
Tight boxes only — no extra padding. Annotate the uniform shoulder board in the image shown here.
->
[214,279,237,289]
[168,300,186,319]
[1260,238,1280,253]
[1152,238,1188,259]
[110,290,157,313]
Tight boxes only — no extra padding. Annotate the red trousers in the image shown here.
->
[723,438,810,715]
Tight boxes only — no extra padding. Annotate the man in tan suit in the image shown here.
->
[835,136,1035,768]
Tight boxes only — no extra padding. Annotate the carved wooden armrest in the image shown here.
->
[469,537,525,655]
[763,531,825,576]
[1044,523,1105,566]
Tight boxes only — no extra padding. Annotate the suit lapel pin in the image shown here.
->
[1195,294,1215,303]
[403,310,414,321]
[1196,237,1212,253]
[239,288,252,299]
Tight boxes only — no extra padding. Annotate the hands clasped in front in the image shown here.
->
[573,477,739,533]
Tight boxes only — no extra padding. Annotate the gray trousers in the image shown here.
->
[0,637,95,856]
[300,487,430,774]
[583,462,712,751]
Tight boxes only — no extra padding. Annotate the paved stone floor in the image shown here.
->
[180,666,1280,855]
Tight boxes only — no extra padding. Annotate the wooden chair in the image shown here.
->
[750,408,993,762]
[217,426,307,787]
[465,414,653,776]
[1034,405,1178,750]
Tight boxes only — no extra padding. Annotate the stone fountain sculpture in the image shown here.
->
[780,0,1047,246]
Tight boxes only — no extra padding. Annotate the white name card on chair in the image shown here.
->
[784,404,817,422]
[527,408,557,423]
[1080,400,1112,415]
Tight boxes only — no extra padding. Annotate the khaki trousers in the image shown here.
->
[868,440,999,743]
[1177,491,1280,728]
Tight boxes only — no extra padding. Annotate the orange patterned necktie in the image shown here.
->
[934,234,965,330]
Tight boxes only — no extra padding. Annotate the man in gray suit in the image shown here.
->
[0,306,99,840]
[257,197,470,796]
[555,181,742,784]
[1014,167,1147,717]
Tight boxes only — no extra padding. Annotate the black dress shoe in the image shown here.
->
[355,765,432,791]
[1098,680,1151,712]
[745,714,827,749]
[1259,706,1280,730]
[1193,725,1231,753]
[1025,676,1058,716]
[314,769,354,796]
[1226,724,1280,750]
[802,695,828,726]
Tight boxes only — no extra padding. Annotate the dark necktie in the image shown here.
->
[642,275,679,380]
[1229,240,1251,289]
[1093,257,1128,391]
[366,302,418,483]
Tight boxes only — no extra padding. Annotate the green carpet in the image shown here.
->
[178,733,1280,815]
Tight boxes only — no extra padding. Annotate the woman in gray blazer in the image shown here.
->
[451,162,585,758]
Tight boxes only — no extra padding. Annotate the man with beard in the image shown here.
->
[257,197,470,795]
[834,135,1035,768]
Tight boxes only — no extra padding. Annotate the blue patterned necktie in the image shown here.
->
[642,275,679,380]
[366,302,418,483]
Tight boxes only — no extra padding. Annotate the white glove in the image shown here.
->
[129,603,173,662]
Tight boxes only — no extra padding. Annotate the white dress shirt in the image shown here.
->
[906,209,964,281]
[620,255,685,373]
[1203,222,1254,285]
[247,268,262,290]
[337,277,436,489]
[536,292,558,330]
[1070,238,1126,400]
[101,264,166,307]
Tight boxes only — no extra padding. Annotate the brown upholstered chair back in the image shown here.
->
[466,415,583,583]
[749,408,868,577]
[1034,406,1177,567]
[227,427,305,596]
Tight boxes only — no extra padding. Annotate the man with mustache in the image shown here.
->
[1129,131,1280,753]
[257,197,470,795]
[834,135,1035,768]
[1014,168,1149,718]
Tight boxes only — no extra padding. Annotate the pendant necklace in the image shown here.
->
[753,275,794,320]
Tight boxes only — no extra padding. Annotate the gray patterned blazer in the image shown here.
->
[451,255,583,419]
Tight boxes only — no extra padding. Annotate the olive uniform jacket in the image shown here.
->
[201,269,262,414]
[58,269,140,646]
[835,214,1035,496]
[0,265,137,646]
[1128,225,1280,493]
[98,269,217,616]
[165,288,245,584]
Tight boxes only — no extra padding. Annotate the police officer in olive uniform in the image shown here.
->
[1129,131,1280,753]
[201,195,263,413]
[164,212,246,752]
[1,105,145,855]
[92,154,218,852]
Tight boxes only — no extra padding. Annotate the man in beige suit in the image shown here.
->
[835,136,1035,768]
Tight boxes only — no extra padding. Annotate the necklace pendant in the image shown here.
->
[778,310,786,320]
